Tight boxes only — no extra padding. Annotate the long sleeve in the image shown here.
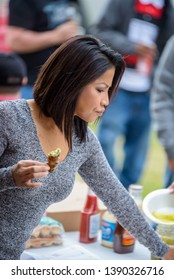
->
[78,128,168,258]
[150,35,174,160]
[0,103,17,191]
[0,167,16,192]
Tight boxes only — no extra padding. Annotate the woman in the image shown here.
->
[0,35,174,260]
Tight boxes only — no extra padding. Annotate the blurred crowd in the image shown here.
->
[1,0,174,190]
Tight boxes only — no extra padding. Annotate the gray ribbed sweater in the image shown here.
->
[0,99,168,259]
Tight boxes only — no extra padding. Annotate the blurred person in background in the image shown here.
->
[0,52,27,101]
[151,35,174,188]
[6,0,84,99]
[88,0,174,190]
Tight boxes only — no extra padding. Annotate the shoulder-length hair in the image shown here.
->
[34,35,125,148]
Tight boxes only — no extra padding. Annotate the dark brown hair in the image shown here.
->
[34,35,125,148]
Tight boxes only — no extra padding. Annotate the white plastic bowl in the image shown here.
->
[142,189,174,225]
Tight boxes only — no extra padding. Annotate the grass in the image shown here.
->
[139,132,166,198]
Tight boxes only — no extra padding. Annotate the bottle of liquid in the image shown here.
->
[101,210,117,248]
[136,54,154,76]
[113,185,143,254]
[79,188,100,243]
[128,184,143,211]
[113,222,135,254]
[151,224,174,260]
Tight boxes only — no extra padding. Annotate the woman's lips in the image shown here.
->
[96,110,105,117]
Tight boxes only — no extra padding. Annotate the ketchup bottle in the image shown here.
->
[79,188,100,243]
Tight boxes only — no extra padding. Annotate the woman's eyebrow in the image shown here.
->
[96,81,110,88]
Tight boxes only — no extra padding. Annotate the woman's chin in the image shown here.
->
[87,117,98,123]
[75,113,98,123]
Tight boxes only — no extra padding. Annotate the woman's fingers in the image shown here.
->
[19,165,50,176]
[16,160,49,168]
[24,181,42,188]
[12,160,50,188]
[23,170,49,181]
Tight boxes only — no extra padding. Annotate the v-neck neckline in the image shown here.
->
[24,99,71,164]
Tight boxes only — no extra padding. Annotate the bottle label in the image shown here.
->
[89,213,100,238]
[101,220,116,243]
[136,57,153,76]
[122,230,135,246]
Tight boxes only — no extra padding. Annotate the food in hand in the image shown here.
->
[48,148,61,172]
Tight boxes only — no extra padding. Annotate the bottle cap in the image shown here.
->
[88,188,96,196]
[129,184,143,191]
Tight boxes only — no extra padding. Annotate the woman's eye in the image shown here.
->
[97,88,104,93]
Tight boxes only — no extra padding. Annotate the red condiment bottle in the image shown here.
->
[79,188,100,243]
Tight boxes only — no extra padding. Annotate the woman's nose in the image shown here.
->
[101,93,109,107]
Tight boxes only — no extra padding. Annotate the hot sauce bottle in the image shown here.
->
[113,184,143,254]
[113,223,135,254]
[79,188,100,243]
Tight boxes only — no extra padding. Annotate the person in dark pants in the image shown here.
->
[88,0,174,189]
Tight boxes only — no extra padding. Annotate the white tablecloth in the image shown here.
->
[21,231,151,260]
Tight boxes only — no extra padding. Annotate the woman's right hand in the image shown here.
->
[162,245,174,260]
[168,182,174,194]
[12,160,50,188]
